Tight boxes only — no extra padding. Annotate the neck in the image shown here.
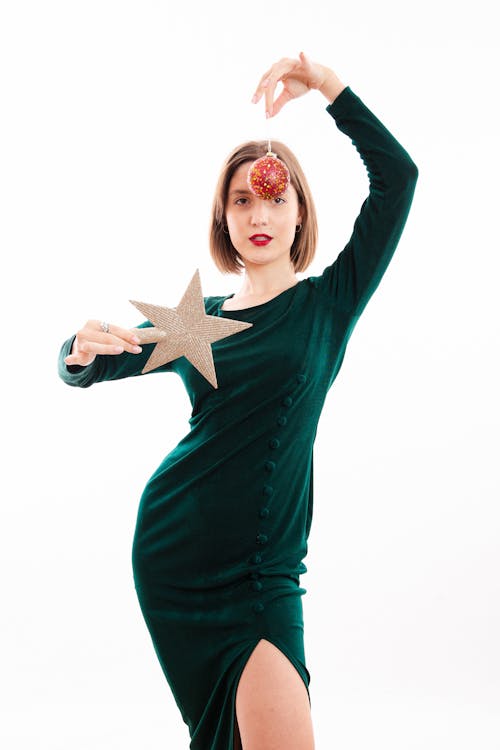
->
[238,259,298,298]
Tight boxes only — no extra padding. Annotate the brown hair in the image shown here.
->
[209,140,318,275]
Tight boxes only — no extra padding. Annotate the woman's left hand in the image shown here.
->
[251,51,343,118]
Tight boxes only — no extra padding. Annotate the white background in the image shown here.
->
[1,1,499,748]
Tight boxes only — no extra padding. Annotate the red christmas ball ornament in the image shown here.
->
[247,150,290,200]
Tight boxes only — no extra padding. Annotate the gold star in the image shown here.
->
[130,269,252,388]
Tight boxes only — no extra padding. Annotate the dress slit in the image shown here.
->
[229,636,311,750]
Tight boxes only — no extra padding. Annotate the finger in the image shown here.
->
[298,50,322,88]
[89,320,141,345]
[132,327,166,344]
[112,324,142,345]
[265,79,277,118]
[269,88,294,118]
[298,50,314,69]
[79,330,140,355]
[76,340,131,357]
[93,328,142,354]
[252,57,296,111]
[264,58,299,116]
[64,353,100,367]
[251,67,273,104]
[101,329,143,349]
[64,353,90,366]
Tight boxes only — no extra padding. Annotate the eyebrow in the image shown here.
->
[228,189,252,196]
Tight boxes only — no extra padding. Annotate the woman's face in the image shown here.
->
[224,161,302,270]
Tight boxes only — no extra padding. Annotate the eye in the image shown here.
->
[273,197,286,204]
[235,197,249,205]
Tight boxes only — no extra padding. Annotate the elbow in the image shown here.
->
[390,147,418,191]
[400,154,419,187]
[405,161,419,204]
[406,158,419,185]
[392,158,418,200]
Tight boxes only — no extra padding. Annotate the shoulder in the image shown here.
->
[302,272,325,290]
[295,271,332,294]
[204,294,226,315]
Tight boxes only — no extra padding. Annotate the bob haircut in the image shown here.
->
[209,140,318,275]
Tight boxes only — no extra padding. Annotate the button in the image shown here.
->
[282,396,293,407]
[251,580,263,592]
[296,373,307,384]
[277,416,287,426]
[264,460,276,472]
[259,507,270,519]
[262,485,274,497]
[253,602,264,614]
[268,437,280,449]
[250,553,262,565]
[256,533,268,544]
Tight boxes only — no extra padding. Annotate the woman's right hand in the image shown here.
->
[251,51,345,118]
[64,320,143,367]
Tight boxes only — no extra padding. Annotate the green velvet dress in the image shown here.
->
[58,85,418,749]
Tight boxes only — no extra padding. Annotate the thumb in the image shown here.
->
[270,88,293,117]
[299,50,311,68]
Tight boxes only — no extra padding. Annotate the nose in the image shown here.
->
[250,200,270,226]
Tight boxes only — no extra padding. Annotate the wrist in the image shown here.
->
[318,68,347,104]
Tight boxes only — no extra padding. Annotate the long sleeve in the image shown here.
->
[58,320,173,388]
[314,85,418,337]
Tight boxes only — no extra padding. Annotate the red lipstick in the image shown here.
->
[249,234,272,246]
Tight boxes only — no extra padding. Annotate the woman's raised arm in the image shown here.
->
[318,84,418,328]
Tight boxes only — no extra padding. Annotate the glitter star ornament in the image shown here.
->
[247,148,290,200]
[130,270,252,389]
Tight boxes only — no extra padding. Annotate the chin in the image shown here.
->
[244,254,279,267]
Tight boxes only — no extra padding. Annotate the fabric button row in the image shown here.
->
[249,372,307,615]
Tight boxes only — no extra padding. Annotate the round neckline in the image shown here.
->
[218,281,301,315]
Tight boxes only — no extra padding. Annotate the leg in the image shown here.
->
[235,638,315,750]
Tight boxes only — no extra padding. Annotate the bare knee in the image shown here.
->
[235,639,314,750]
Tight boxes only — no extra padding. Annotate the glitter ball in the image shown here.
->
[247,153,290,200]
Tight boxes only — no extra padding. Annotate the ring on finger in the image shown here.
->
[100,321,110,333]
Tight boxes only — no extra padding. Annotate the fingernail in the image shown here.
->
[251,94,257,103]
[114,346,124,353]
[266,111,270,119]
[132,346,142,353]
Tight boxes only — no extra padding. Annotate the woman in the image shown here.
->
[59,52,418,750]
